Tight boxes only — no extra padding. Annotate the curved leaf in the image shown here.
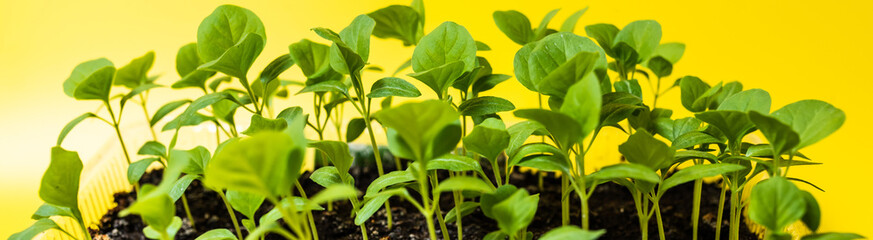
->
[771,100,845,151]
[660,163,745,194]
[367,77,421,98]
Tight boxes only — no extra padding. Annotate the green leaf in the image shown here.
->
[506,121,546,157]
[427,154,484,174]
[356,194,391,226]
[445,202,479,223]
[748,111,800,156]
[653,42,685,64]
[120,83,162,109]
[538,51,601,98]
[584,23,620,57]
[646,56,672,78]
[408,61,467,98]
[31,203,75,220]
[671,131,723,150]
[509,143,568,172]
[472,74,511,95]
[695,110,755,145]
[138,141,167,157]
[195,229,238,240]
[801,233,865,240]
[296,80,350,98]
[288,39,334,80]
[559,72,602,141]
[749,176,806,231]
[128,157,159,184]
[476,41,491,51]
[63,58,115,101]
[533,9,560,39]
[115,51,155,88]
[436,176,495,193]
[257,54,294,87]
[517,33,607,94]
[771,100,845,151]
[481,185,518,219]
[310,166,344,188]
[463,118,510,162]
[492,189,539,235]
[196,5,265,78]
[800,190,821,232]
[312,27,343,44]
[589,163,660,183]
[174,43,216,90]
[309,141,354,175]
[227,189,265,219]
[205,131,306,197]
[656,117,702,142]
[540,226,605,240]
[9,218,65,240]
[679,76,714,112]
[242,115,288,136]
[673,150,718,162]
[368,5,420,46]
[613,20,661,61]
[337,15,376,62]
[162,112,213,131]
[309,184,358,206]
[346,118,367,142]
[374,100,459,161]
[145,218,183,239]
[40,147,83,211]
[514,109,581,151]
[493,10,534,45]
[150,100,190,127]
[717,89,771,113]
[458,96,516,116]
[365,169,415,197]
[614,79,643,99]
[412,21,477,73]
[660,163,745,194]
[168,174,198,201]
[121,194,176,236]
[560,7,589,33]
[618,130,674,170]
[57,112,97,146]
[367,77,421,98]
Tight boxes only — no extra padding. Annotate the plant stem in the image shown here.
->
[238,76,261,115]
[180,194,196,228]
[715,181,727,240]
[492,160,503,186]
[363,103,395,228]
[105,101,133,165]
[692,178,703,240]
[654,200,666,240]
[295,182,319,240]
[430,172,450,240]
[217,190,244,240]
[561,175,570,226]
[138,94,158,141]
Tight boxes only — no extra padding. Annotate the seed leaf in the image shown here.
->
[801,233,865,240]
[458,96,515,116]
[194,229,237,240]
[309,184,358,206]
[445,202,480,223]
[749,176,806,231]
[590,163,660,183]
[63,58,115,101]
[367,77,421,98]
[427,154,485,175]
[355,193,391,225]
[31,203,75,220]
[540,226,605,240]
[40,147,83,212]
[196,5,265,78]
[437,176,494,193]
[57,112,98,146]
[115,51,156,89]
[366,168,415,197]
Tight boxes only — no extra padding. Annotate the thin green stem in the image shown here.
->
[217,190,244,240]
[715,180,727,240]
[295,182,318,240]
[138,94,158,141]
[692,178,703,240]
[492,160,503,186]
[654,199,666,240]
[238,76,262,115]
[180,194,196,228]
[561,175,570,226]
[430,172,450,240]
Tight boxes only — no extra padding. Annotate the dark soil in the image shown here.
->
[91,153,760,240]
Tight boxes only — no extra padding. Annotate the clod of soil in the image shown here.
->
[91,162,760,239]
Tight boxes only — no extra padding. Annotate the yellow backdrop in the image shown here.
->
[1,0,871,238]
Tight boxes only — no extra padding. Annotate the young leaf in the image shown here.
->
[659,163,745,194]
[559,72,602,141]
[514,109,581,150]
[533,9,560,39]
[427,154,484,174]
[168,175,198,201]
[463,118,510,162]
[128,157,159,184]
[196,5,265,78]
[445,202,479,223]
[205,131,306,197]
[288,39,334,80]
[310,166,346,187]
[508,143,568,172]
[308,184,358,206]
[368,5,420,46]
[540,226,605,240]
[31,203,75,220]
[584,23,620,57]
[480,185,519,219]
[506,121,546,157]
[227,189,266,219]
[748,111,800,156]
[150,100,190,127]
[356,194,391,225]
[257,54,294,87]
[653,42,685,64]
[618,130,674,170]
[121,193,176,237]
[476,41,491,51]
[589,163,660,183]
[493,10,534,45]
[346,118,367,142]
[309,140,354,175]
[613,20,661,61]
[771,100,845,151]
[695,110,755,145]
[367,77,421,98]
[242,115,288,135]
[472,74,512,95]
[40,147,83,211]
[559,7,589,33]
[408,61,466,98]
[671,131,723,150]
[57,112,98,146]
[436,176,495,193]
[194,229,238,240]
[63,58,115,101]
[646,56,672,78]
[365,169,415,197]
[374,100,459,161]
[114,51,155,89]
[458,96,516,116]
[749,176,806,231]
[679,76,712,112]
[717,89,771,113]
[613,79,643,99]
[538,51,601,98]
[517,33,607,95]
[800,190,821,232]
[296,80,350,98]
[412,21,477,73]
[801,233,865,240]
[9,218,66,240]
[174,44,216,90]
[492,189,539,235]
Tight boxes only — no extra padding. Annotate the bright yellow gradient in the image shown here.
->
[1,0,871,238]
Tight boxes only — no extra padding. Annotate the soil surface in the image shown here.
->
[91,157,760,240]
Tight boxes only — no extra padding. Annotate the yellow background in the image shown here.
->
[1,0,871,238]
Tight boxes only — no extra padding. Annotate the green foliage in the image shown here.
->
[463,118,510,162]
[63,58,115,101]
[204,131,306,197]
[749,176,806,232]
[771,100,845,151]
[618,130,674,170]
[196,5,265,78]
[491,188,539,236]
[540,226,605,240]
[374,100,459,162]
[367,77,421,98]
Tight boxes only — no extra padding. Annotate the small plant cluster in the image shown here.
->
[11,1,865,240]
